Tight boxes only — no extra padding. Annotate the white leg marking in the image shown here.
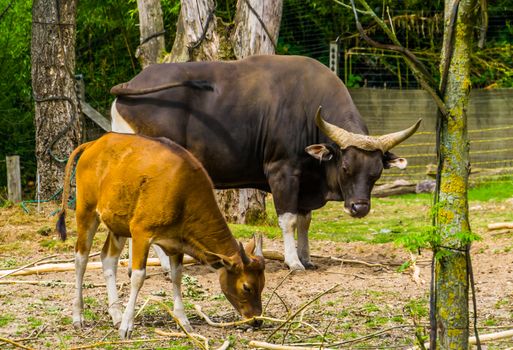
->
[111,99,135,134]
[154,245,171,278]
[297,212,315,269]
[101,236,126,327]
[73,253,88,329]
[170,255,192,331]
[278,213,304,271]
[119,268,146,339]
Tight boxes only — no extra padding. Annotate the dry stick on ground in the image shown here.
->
[408,328,513,350]
[262,270,294,314]
[248,341,336,350]
[0,279,119,287]
[154,329,209,350]
[0,254,58,279]
[136,296,208,350]
[0,336,36,350]
[487,222,513,230]
[68,338,168,350]
[266,283,340,341]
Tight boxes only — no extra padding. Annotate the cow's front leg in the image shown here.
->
[169,253,192,331]
[278,213,304,271]
[297,212,316,269]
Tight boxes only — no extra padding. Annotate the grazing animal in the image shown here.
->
[111,55,421,271]
[56,133,265,339]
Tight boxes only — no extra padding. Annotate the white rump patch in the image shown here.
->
[111,99,135,134]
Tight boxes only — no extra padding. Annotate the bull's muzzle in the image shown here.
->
[348,200,370,218]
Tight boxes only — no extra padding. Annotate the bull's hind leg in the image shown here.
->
[127,240,171,279]
[119,233,150,339]
[169,253,192,331]
[73,209,100,329]
[101,232,126,327]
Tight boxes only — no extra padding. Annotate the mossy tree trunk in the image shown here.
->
[434,0,478,348]
[32,0,81,199]
[164,0,283,224]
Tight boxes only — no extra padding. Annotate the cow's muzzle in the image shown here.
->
[348,200,370,218]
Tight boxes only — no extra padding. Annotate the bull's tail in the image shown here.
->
[110,79,214,96]
[56,141,95,241]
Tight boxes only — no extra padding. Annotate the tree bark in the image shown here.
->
[32,0,81,199]
[136,0,166,68]
[164,0,283,224]
[434,0,477,348]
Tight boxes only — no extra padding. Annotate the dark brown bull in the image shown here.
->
[56,133,265,338]
[111,55,421,271]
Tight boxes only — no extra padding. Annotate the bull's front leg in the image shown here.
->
[278,213,304,270]
[297,212,316,269]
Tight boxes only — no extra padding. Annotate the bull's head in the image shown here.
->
[206,235,265,326]
[306,106,421,218]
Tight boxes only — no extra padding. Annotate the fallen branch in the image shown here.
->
[0,336,35,350]
[0,254,58,279]
[248,341,336,350]
[408,328,513,349]
[68,338,166,350]
[0,279,117,287]
[0,256,197,278]
[487,222,513,230]
[329,257,388,269]
[266,284,339,340]
[154,329,209,350]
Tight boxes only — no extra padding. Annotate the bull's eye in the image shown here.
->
[243,283,252,293]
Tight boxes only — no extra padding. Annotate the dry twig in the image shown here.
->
[0,336,36,350]
[0,254,58,279]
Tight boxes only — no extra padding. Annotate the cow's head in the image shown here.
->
[306,107,421,218]
[206,235,265,326]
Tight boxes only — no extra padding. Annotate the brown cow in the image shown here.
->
[56,133,265,339]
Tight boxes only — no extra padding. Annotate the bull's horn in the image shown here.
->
[314,106,383,151]
[377,119,422,152]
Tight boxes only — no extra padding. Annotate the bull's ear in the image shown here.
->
[384,151,408,169]
[205,251,239,271]
[305,144,333,161]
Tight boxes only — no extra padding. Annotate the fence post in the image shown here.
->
[6,155,22,203]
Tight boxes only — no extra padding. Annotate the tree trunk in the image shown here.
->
[135,0,166,68]
[165,0,220,62]
[32,0,81,199]
[434,0,477,348]
[164,0,283,224]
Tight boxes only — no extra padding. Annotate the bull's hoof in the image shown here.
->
[302,261,317,270]
[73,320,84,330]
[285,260,305,271]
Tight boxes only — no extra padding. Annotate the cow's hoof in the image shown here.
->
[119,327,132,339]
[286,261,305,271]
[73,321,84,330]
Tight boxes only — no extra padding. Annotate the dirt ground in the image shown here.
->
[1,203,513,349]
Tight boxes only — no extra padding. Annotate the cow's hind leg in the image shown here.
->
[101,232,126,327]
[73,209,100,329]
[169,253,192,331]
[297,212,316,269]
[119,233,150,339]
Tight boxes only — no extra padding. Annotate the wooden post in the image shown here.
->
[6,156,22,203]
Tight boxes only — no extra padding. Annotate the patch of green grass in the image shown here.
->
[468,177,513,201]
[83,309,99,321]
[27,316,43,328]
[0,313,15,327]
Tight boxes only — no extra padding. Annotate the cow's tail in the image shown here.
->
[56,141,95,241]
[110,80,214,96]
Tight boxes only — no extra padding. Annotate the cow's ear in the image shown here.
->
[205,251,240,271]
[383,151,408,169]
[305,144,333,161]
